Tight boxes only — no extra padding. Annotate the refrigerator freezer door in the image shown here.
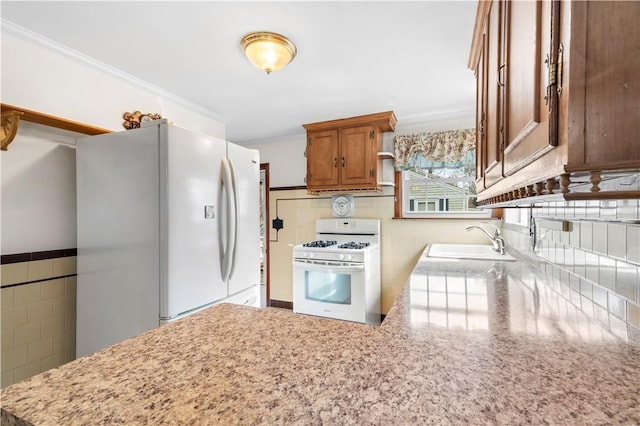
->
[226,143,261,297]
[77,125,161,357]
[163,125,227,319]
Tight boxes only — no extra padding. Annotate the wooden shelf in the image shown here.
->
[1,103,111,136]
[377,152,394,160]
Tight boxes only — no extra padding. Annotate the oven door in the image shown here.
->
[292,258,366,323]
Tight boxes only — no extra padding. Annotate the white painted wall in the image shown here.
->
[1,123,79,254]
[1,30,228,255]
[1,30,225,138]
[252,134,307,188]
[1,27,475,255]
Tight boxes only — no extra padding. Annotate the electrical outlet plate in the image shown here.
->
[272,217,284,231]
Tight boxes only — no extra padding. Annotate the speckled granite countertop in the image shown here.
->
[2,247,640,425]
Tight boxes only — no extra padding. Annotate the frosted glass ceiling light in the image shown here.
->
[241,32,297,74]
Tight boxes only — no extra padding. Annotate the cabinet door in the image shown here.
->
[502,0,559,175]
[574,1,640,166]
[475,31,487,192]
[307,130,339,189]
[484,0,504,188]
[339,125,376,187]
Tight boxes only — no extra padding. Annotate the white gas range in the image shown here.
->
[292,219,381,326]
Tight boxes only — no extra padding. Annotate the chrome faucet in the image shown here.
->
[465,222,506,255]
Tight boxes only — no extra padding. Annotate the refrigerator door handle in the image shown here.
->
[220,158,236,282]
[228,157,239,279]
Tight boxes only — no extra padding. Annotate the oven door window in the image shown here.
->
[305,271,351,305]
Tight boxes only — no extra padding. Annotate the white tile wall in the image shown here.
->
[628,225,640,264]
[268,188,502,313]
[504,199,640,337]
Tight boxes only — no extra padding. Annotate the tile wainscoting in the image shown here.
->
[503,200,640,343]
[267,187,501,314]
[1,250,77,388]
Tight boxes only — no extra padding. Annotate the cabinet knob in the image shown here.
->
[342,157,345,167]
[334,157,338,168]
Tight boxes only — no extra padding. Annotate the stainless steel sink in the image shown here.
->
[425,244,516,261]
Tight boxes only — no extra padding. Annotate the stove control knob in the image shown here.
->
[339,254,345,260]
[309,252,315,258]
[346,254,353,261]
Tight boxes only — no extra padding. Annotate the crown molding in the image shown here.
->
[1,19,224,123]
[240,130,306,147]
[398,108,475,126]
[241,107,476,146]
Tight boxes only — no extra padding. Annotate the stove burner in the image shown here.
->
[337,242,370,250]
[302,240,337,248]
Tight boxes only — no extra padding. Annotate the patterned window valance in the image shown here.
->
[394,128,476,171]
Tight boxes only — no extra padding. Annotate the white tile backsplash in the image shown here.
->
[600,200,618,220]
[607,223,627,260]
[628,225,640,265]
[580,279,593,299]
[616,260,638,302]
[593,285,608,308]
[574,201,587,218]
[592,222,608,254]
[574,249,586,278]
[585,252,599,283]
[617,199,639,220]
[586,201,601,219]
[580,222,593,251]
[608,293,626,320]
[599,256,616,291]
[569,223,580,248]
[503,199,640,333]
[629,303,640,328]
[564,247,574,270]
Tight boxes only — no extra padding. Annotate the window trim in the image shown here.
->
[393,171,495,220]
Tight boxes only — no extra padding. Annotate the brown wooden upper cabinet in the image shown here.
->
[303,111,397,194]
[469,0,640,205]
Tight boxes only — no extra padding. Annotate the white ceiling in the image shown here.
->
[1,1,478,146]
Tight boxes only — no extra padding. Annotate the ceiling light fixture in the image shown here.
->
[240,32,297,75]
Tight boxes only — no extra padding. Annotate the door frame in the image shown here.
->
[260,163,271,306]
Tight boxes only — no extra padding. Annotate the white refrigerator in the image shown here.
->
[76,120,261,357]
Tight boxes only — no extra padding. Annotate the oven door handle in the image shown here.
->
[293,259,365,272]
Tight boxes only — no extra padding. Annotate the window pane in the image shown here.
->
[402,149,488,217]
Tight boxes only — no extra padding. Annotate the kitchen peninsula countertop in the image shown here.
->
[2,247,640,425]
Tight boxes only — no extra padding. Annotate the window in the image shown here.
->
[393,128,491,219]
[400,153,489,218]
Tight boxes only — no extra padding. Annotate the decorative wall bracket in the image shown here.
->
[1,110,24,150]
[122,111,162,130]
